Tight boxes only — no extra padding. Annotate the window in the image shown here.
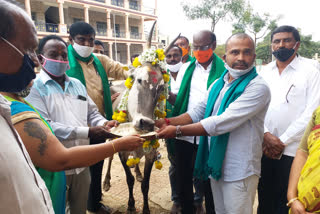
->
[115,24,120,37]
[129,0,139,10]
[111,0,124,7]
[97,22,107,35]
[73,18,83,23]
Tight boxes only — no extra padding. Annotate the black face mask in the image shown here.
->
[272,43,298,62]
[0,37,36,92]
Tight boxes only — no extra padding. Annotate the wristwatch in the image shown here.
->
[176,125,183,137]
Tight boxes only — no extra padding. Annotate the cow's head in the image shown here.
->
[127,62,165,131]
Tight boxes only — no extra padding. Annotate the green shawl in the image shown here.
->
[186,55,193,63]
[66,45,113,120]
[194,68,257,180]
[172,53,225,117]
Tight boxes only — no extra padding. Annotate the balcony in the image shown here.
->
[130,32,141,39]
[113,32,126,38]
[35,21,59,33]
[111,0,124,7]
[96,29,107,36]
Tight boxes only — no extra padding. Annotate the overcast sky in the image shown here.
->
[148,0,320,44]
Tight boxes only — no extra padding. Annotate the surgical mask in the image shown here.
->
[0,37,36,92]
[166,62,183,73]
[272,42,298,62]
[180,46,189,57]
[225,63,254,79]
[193,49,213,63]
[73,42,94,58]
[14,86,31,98]
[41,55,69,77]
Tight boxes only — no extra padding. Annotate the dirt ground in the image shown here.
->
[99,140,258,214]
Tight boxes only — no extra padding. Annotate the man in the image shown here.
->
[0,0,54,213]
[174,35,192,63]
[162,30,225,214]
[66,21,129,214]
[93,40,105,54]
[257,25,320,214]
[156,33,271,214]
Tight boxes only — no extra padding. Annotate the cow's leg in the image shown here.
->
[118,152,136,213]
[135,164,143,182]
[141,151,156,214]
[103,155,113,192]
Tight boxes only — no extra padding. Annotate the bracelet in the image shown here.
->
[111,141,117,153]
[286,197,299,207]
[164,118,170,125]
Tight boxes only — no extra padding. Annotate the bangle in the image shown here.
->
[111,141,117,153]
[287,197,299,207]
[164,118,170,125]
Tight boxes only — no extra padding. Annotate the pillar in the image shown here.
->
[106,9,112,37]
[105,0,111,4]
[84,5,89,23]
[140,0,143,12]
[126,43,131,65]
[108,42,113,59]
[25,0,31,17]
[140,16,145,40]
[125,13,129,39]
[124,0,129,9]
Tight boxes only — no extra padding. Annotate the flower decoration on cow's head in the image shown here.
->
[132,47,166,72]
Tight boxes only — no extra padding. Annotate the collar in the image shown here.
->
[40,69,70,85]
[272,55,299,71]
[195,60,213,72]
[86,56,94,65]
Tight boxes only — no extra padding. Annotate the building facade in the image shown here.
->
[19,0,158,64]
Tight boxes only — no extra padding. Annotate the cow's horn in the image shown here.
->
[164,33,181,54]
[147,21,157,49]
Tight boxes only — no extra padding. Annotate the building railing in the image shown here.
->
[93,0,105,2]
[111,0,124,7]
[113,32,126,38]
[130,32,141,39]
[35,21,59,33]
[96,29,107,36]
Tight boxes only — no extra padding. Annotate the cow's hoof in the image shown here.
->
[103,180,111,192]
[136,174,143,182]
[127,207,136,214]
[142,207,150,214]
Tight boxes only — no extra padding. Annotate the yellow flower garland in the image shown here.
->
[154,160,162,170]
[126,157,140,167]
[125,76,134,89]
[132,57,141,67]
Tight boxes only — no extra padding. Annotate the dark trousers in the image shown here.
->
[175,139,215,214]
[257,154,294,214]
[87,140,104,212]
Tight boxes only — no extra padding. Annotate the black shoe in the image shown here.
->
[96,204,111,214]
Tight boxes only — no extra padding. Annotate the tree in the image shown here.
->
[182,0,245,32]
[214,44,226,58]
[298,34,320,58]
[232,3,280,44]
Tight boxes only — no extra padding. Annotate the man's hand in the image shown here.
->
[89,126,115,143]
[156,125,176,139]
[290,200,312,214]
[114,135,145,151]
[111,93,120,102]
[104,120,119,131]
[155,119,167,129]
[263,132,286,159]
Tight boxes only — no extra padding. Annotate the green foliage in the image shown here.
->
[214,44,226,58]
[182,0,245,32]
[298,34,320,58]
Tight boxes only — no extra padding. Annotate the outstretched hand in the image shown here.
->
[89,126,116,144]
[156,125,176,139]
[104,120,119,131]
[114,135,145,151]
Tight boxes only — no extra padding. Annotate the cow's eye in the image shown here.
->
[137,79,142,84]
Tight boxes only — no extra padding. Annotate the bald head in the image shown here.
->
[193,30,216,47]
[225,33,255,52]
[0,0,35,40]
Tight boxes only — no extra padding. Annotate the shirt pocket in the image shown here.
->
[286,81,306,106]
[65,94,88,124]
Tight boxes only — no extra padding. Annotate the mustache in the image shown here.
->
[232,61,249,68]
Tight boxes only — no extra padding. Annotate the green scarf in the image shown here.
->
[66,45,113,120]
[194,68,257,181]
[186,55,193,63]
[172,53,225,117]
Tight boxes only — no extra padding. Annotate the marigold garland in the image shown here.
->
[125,76,134,89]
[126,157,140,167]
[154,160,162,170]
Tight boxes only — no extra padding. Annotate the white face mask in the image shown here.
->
[224,63,254,79]
[73,42,94,58]
[166,62,183,73]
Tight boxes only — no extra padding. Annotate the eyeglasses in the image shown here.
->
[192,42,212,51]
[286,84,295,103]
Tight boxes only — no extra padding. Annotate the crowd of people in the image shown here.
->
[1,0,320,214]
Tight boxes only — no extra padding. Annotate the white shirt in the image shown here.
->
[188,73,271,181]
[0,95,54,213]
[260,56,320,157]
[175,60,212,144]
[170,73,179,94]
[26,70,107,175]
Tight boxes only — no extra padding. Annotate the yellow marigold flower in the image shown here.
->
[155,110,166,118]
[125,77,134,89]
[132,57,141,68]
[133,157,140,165]
[117,116,126,123]
[163,73,170,83]
[112,111,119,120]
[155,160,162,170]
[152,140,160,149]
[156,49,165,61]
[126,158,135,167]
[119,111,127,117]
[158,94,166,101]
[143,140,151,148]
